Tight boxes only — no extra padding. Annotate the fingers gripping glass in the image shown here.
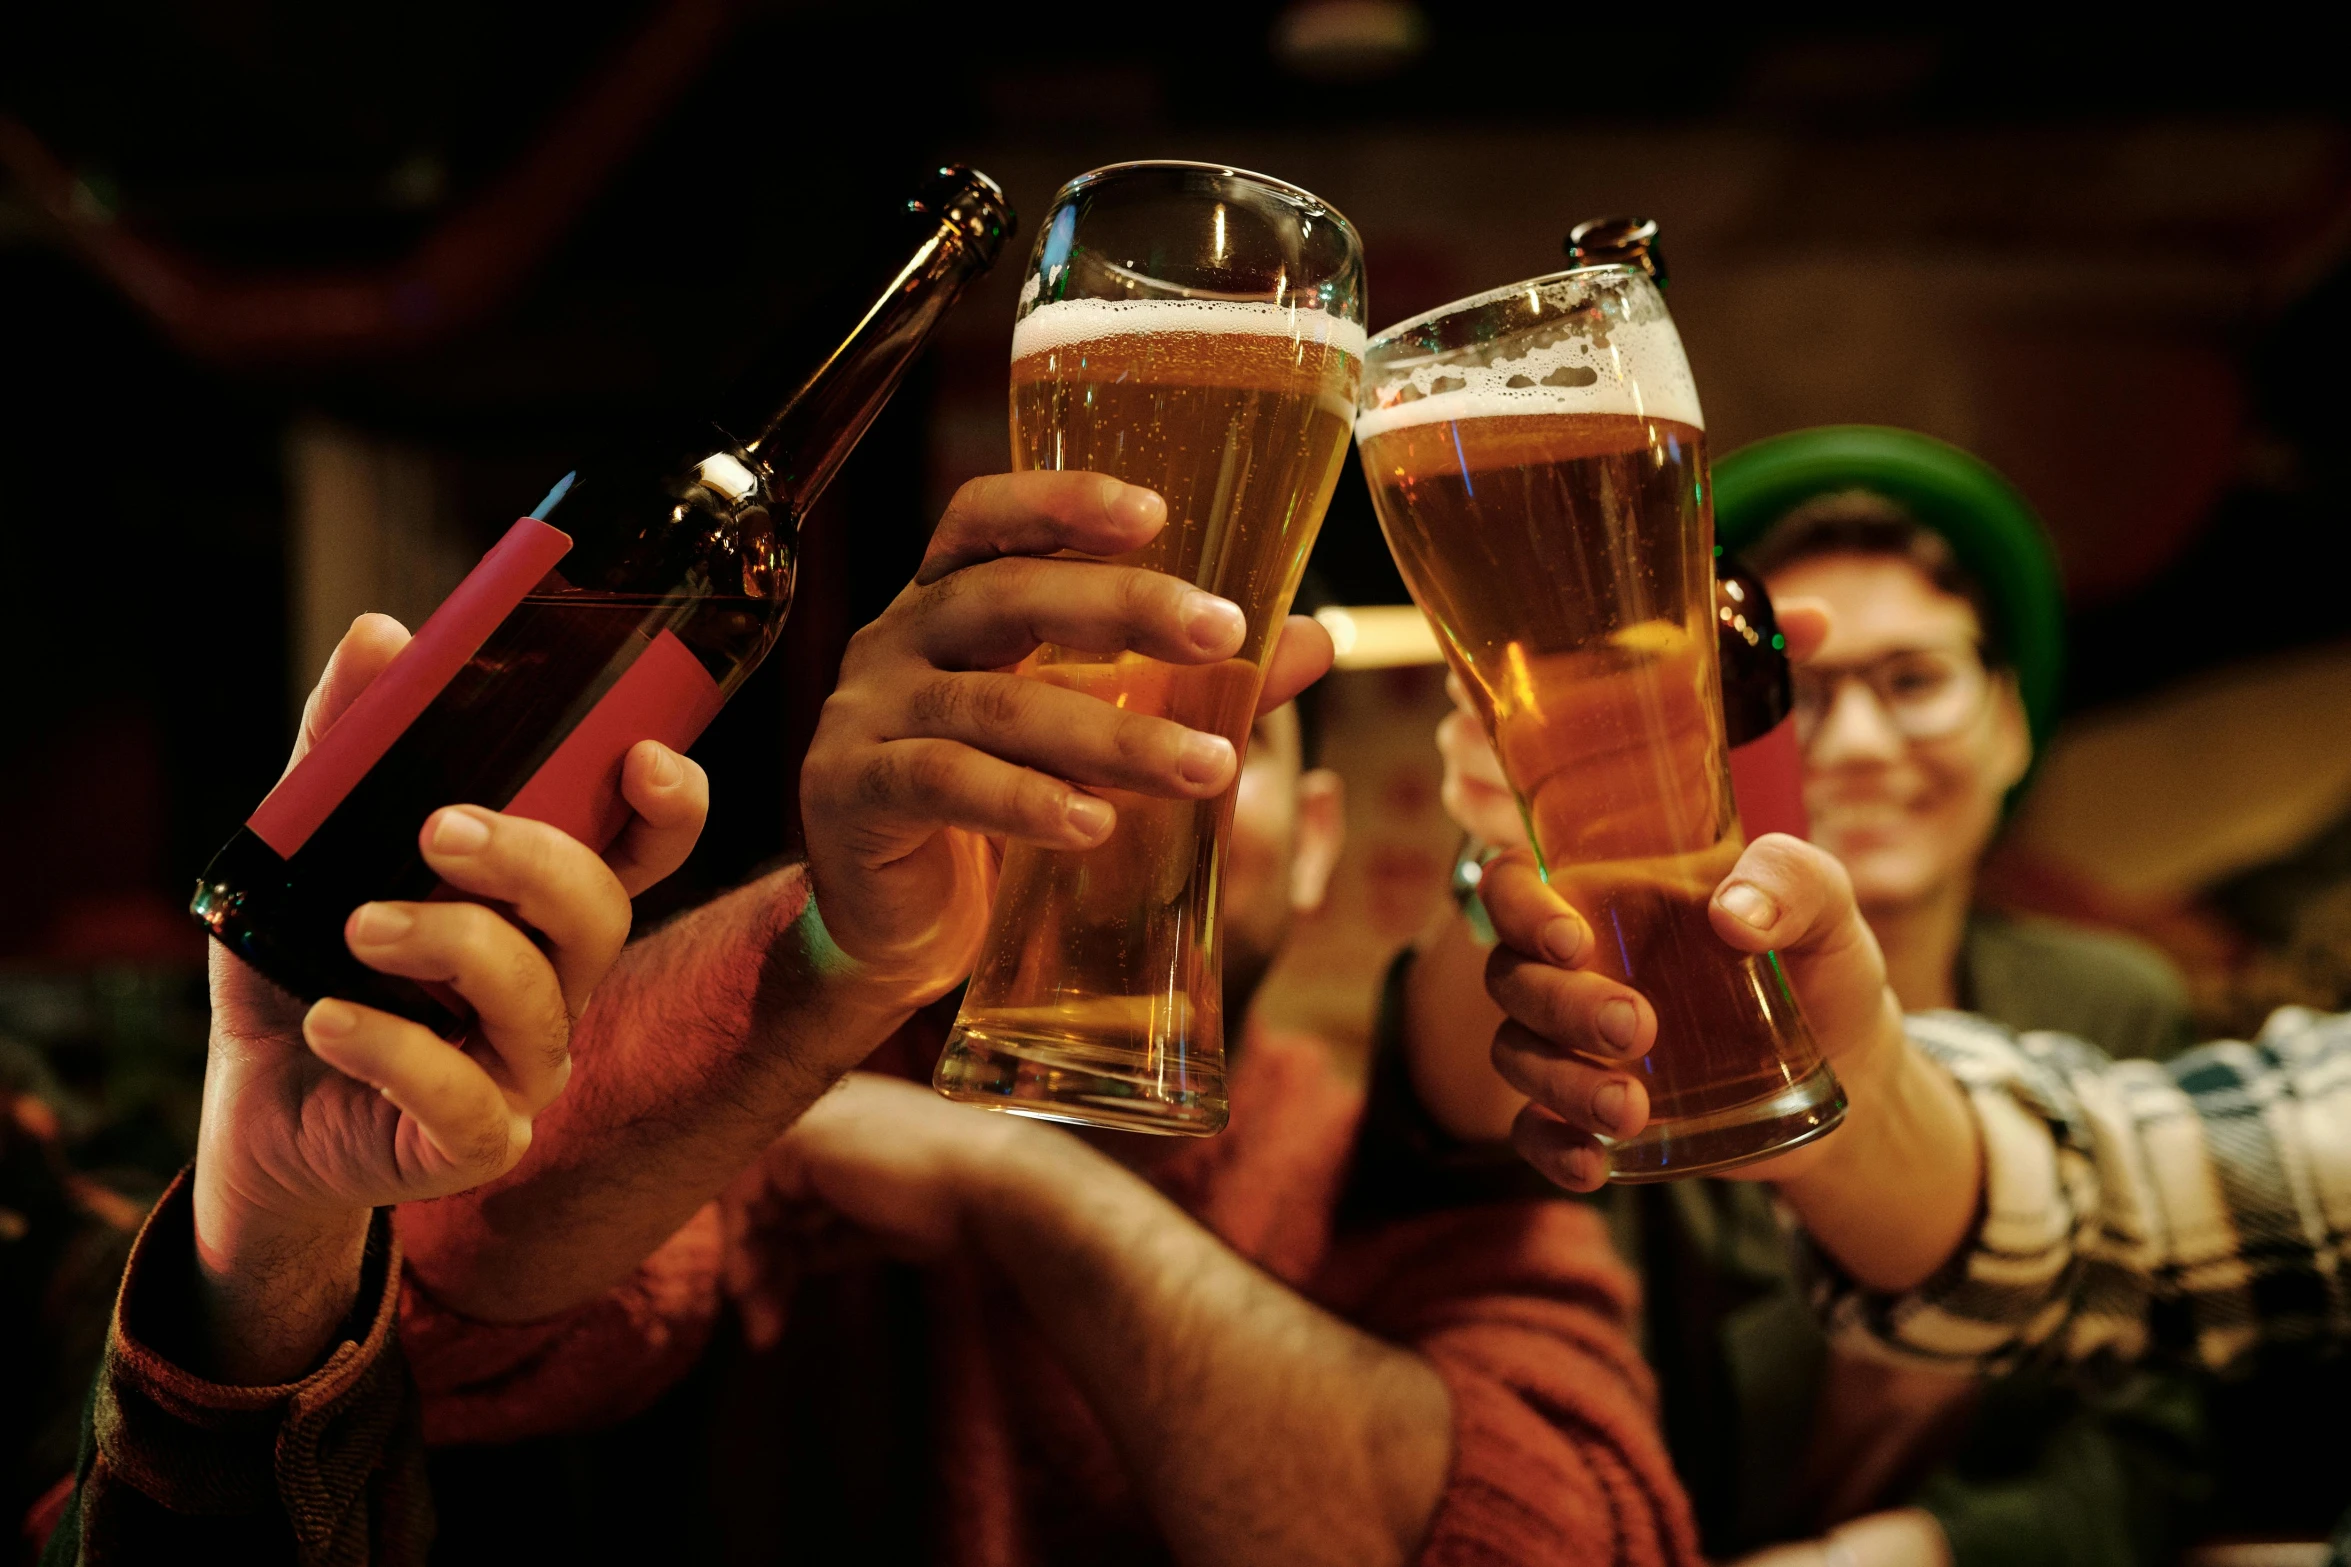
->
[932,162,1366,1136]
[1352,263,1843,1181]
[1793,644,1989,747]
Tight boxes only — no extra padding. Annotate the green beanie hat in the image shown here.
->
[1713,425,2065,759]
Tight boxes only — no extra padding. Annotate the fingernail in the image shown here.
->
[1541,915,1585,965]
[1104,479,1170,533]
[1114,483,1161,533]
[1718,881,1777,930]
[308,999,359,1039]
[1593,1080,1630,1134]
[1065,794,1115,841]
[1568,1147,1605,1188]
[350,903,415,944]
[1179,732,1235,787]
[1182,591,1246,653]
[1598,998,1639,1054]
[429,809,491,854]
[649,746,684,787]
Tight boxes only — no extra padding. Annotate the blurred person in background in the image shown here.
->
[34,614,712,1563]
[1392,429,2208,1567]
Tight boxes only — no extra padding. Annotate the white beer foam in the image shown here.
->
[1353,313,1703,441]
[1012,297,1367,362]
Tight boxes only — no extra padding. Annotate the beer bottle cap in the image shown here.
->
[910,166,1016,269]
[1565,217,1668,288]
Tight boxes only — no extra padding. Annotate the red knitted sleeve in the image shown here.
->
[1317,1201,1701,1567]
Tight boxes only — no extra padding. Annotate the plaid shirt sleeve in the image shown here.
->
[1821,1006,2351,1376]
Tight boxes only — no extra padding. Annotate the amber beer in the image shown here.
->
[933,297,1360,1133]
[1356,272,1841,1178]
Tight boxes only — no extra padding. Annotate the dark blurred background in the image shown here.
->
[8,0,2351,1514]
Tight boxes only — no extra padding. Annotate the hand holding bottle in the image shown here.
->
[796,470,1334,1008]
[194,612,710,1384]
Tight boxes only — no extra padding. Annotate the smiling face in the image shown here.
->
[1767,552,2030,915]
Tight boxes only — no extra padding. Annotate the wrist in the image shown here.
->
[1786,1026,1951,1197]
[1742,995,1911,1188]
[189,1142,375,1384]
[190,1181,371,1385]
[789,884,962,1022]
[1780,1032,1982,1294]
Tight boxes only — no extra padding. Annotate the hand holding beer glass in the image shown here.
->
[1356,266,1843,1178]
[933,163,1364,1134]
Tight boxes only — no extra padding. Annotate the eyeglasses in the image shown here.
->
[1792,644,1991,747]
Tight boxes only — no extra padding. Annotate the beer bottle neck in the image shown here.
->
[749,168,1012,519]
[1718,563,1793,742]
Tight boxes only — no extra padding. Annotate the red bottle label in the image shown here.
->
[1728,712,1808,843]
[504,628,725,852]
[249,518,574,857]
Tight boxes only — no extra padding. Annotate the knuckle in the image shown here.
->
[537,1005,573,1077]
[839,619,891,668]
[1539,1056,1587,1106]
[461,898,514,956]
[945,475,989,519]
[1540,974,1583,1033]
[924,565,971,611]
[1108,709,1167,768]
[422,901,492,971]
[905,676,964,728]
[966,676,1029,735]
[464,1113,515,1175]
[494,941,556,1028]
[1009,770,1058,831]
[807,689,866,759]
[589,893,631,959]
[504,816,563,885]
[1111,567,1162,628]
[854,752,903,809]
[986,554,1040,603]
[504,936,541,997]
[903,743,961,803]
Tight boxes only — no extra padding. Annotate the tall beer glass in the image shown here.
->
[1354,266,1842,1179]
[933,162,1365,1135]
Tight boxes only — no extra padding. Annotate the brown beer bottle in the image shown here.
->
[1559,219,1801,841]
[1716,555,1807,841]
[192,167,1014,1035]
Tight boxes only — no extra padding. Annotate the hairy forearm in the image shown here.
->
[402,866,923,1321]
[1779,1033,1983,1294]
[969,1135,1452,1567]
[190,1191,372,1384]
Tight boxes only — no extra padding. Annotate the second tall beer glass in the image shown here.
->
[933,162,1365,1134]
[1355,266,1842,1179]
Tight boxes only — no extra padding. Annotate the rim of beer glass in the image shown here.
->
[1024,160,1365,321]
[1362,261,1656,368]
[1055,158,1352,222]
